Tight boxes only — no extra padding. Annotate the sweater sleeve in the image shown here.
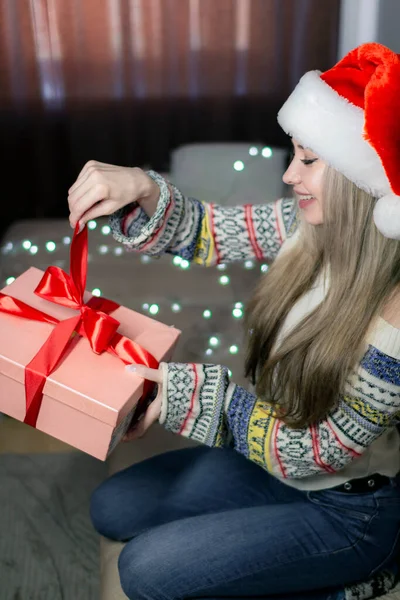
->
[158,336,400,480]
[109,170,298,266]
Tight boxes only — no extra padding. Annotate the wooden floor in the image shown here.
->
[0,415,76,454]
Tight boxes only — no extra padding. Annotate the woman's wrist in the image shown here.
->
[134,169,161,218]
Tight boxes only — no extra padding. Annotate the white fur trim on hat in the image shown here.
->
[277,71,391,198]
[373,194,400,240]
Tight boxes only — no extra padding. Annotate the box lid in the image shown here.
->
[0,267,180,427]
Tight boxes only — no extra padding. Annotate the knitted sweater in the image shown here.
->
[110,171,400,492]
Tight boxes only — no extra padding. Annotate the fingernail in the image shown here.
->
[125,365,137,373]
[78,222,84,234]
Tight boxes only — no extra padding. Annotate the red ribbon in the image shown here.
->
[0,225,158,428]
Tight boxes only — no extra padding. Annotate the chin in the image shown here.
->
[303,207,323,226]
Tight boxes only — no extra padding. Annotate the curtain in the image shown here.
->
[0,0,340,232]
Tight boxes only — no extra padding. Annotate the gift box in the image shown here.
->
[0,227,180,460]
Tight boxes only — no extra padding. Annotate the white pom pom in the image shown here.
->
[373,194,400,240]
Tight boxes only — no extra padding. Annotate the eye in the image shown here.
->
[301,158,318,166]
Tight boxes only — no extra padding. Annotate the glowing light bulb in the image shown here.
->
[2,242,13,253]
[101,225,111,235]
[173,256,182,266]
[205,348,213,356]
[92,288,101,297]
[232,308,243,318]
[63,236,71,245]
[171,303,181,313]
[219,275,230,285]
[149,304,159,315]
[46,241,56,252]
[114,247,123,256]
[209,336,219,347]
[244,260,254,269]
[217,263,227,271]
[22,240,32,250]
[88,220,97,230]
[261,264,268,273]
[229,345,239,354]
[249,146,259,156]
[29,245,38,255]
[141,255,151,263]
[262,147,273,158]
[203,309,212,319]
[99,245,108,254]
[228,369,233,378]
[6,277,15,285]
[142,303,149,310]
[235,302,243,309]
[233,160,245,172]
[180,259,190,270]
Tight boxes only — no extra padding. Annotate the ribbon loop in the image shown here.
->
[80,306,120,354]
[34,224,122,354]
[35,266,81,309]
[0,222,159,428]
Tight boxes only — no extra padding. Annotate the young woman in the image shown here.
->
[69,43,400,600]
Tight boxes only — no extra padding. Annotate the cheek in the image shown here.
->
[304,171,324,199]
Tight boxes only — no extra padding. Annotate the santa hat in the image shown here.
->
[277,43,400,240]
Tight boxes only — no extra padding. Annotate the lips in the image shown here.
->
[298,197,316,209]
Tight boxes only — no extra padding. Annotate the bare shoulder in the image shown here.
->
[381,287,400,329]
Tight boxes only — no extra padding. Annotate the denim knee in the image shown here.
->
[118,528,189,600]
[118,541,160,600]
[90,482,126,541]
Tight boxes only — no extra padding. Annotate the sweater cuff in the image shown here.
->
[159,362,230,445]
[109,170,177,255]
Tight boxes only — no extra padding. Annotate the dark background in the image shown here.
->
[0,0,340,239]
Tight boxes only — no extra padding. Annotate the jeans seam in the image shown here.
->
[171,507,379,599]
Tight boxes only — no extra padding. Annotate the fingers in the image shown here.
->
[68,160,97,196]
[125,364,163,384]
[69,161,117,196]
[68,173,102,219]
[123,394,162,441]
[68,161,116,216]
[69,183,109,228]
[76,199,116,230]
[68,172,96,210]
[122,364,164,441]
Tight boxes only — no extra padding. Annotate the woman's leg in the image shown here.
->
[91,445,400,600]
[117,485,400,600]
[90,445,307,541]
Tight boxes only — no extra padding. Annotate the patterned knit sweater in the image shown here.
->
[110,171,400,492]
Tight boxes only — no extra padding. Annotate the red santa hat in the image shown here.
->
[277,43,400,240]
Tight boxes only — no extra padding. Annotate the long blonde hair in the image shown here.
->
[244,167,400,428]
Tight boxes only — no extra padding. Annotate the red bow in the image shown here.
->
[0,225,158,428]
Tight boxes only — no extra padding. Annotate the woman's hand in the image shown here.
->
[68,161,160,230]
[122,364,163,442]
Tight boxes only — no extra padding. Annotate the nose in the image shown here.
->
[282,161,301,186]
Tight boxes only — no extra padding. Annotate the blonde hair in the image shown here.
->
[244,167,400,428]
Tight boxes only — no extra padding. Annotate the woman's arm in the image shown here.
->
[110,171,296,266]
[110,171,298,266]
[158,338,400,479]
[68,161,297,265]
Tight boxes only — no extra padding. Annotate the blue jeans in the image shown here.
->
[90,446,400,600]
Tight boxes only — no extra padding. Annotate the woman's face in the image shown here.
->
[282,139,326,225]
